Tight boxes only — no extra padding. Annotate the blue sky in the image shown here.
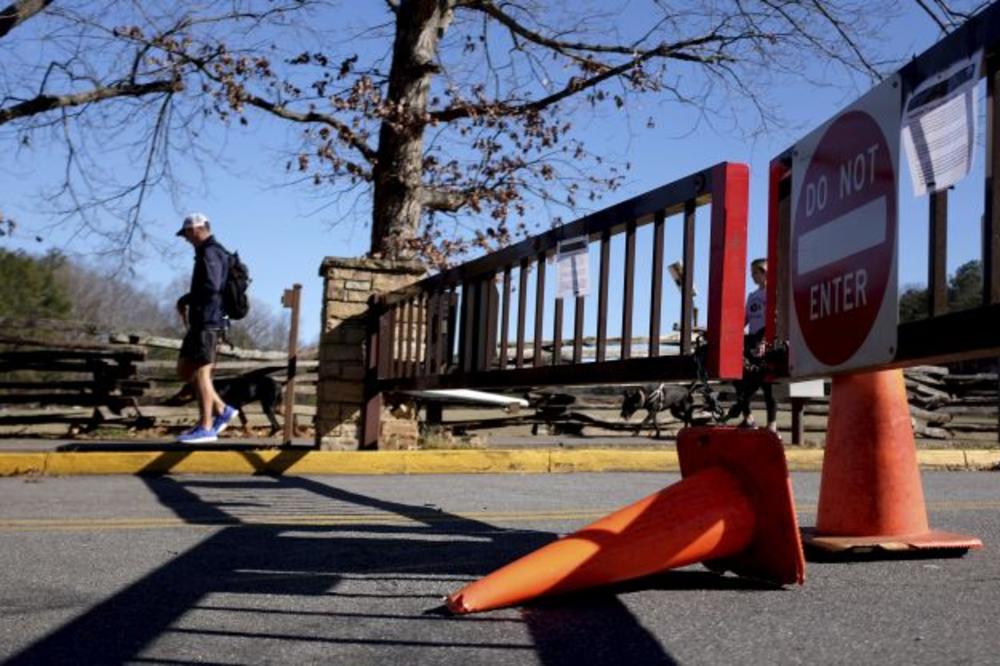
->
[0,3,986,346]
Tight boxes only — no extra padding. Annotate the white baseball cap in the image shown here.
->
[176,212,210,236]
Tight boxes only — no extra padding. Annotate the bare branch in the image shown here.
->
[460,0,655,57]
[0,0,51,42]
[931,0,973,22]
[431,34,730,123]
[119,93,174,256]
[913,0,951,33]
[807,0,881,79]
[0,80,178,126]
[239,92,378,165]
[422,186,472,212]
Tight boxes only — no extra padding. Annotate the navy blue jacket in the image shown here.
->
[178,236,229,329]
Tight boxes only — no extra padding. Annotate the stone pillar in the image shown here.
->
[315,257,425,450]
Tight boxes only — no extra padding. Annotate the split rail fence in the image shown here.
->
[0,321,316,436]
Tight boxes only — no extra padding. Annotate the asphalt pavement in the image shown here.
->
[1,472,998,665]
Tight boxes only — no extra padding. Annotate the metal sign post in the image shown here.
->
[281,284,302,446]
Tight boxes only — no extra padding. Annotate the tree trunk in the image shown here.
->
[370,0,453,258]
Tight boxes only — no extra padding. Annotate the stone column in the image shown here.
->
[315,257,425,450]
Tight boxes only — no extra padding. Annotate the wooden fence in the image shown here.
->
[1,320,995,444]
[0,323,316,436]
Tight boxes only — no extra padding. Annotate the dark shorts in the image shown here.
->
[179,327,222,365]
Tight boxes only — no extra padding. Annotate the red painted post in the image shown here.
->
[706,162,749,379]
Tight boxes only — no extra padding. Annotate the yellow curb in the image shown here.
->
[962,450,1000,470]
[0,447,996,477]
[550,449,679,473]
[40,451,408,476]
[916,450,969,470]
[0,453,47,476]
[269,451,407,475]
[167,451,408,475]
[783,450,825,471]
[43,452,163,476]
[156,451,290,476]
[404,450,550,474]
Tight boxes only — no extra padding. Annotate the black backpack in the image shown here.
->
[223,251,251,320]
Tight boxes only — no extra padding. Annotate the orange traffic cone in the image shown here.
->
[803,369,982,555]
[446,428,805,614]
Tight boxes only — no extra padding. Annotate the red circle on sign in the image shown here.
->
[792,111,896,367]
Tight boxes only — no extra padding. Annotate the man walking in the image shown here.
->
[175,212,237,443]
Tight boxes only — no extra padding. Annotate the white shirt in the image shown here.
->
[746,287,766,335]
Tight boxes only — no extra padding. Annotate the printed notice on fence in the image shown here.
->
[556,236,589,297]
[901,50,981,196]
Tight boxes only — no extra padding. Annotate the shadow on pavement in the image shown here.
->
[803,544,971,563]
[4,471,740,664]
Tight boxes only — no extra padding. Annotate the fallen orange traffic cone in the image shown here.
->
[446,427,804,614]
[803,369,982,555]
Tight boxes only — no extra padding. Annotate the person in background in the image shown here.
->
[174,212,237,444]
[726,257,778,434]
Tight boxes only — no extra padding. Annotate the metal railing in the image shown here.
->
[367,162,749,405]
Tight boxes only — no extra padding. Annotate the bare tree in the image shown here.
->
[55,257,175,333]
[0,1,322,261]
[3,1,981,266]
[191,0,907,264]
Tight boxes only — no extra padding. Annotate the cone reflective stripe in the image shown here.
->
[447,428,805,614]
[805,369,982,553]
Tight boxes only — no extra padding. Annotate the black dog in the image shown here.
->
[620,383,694,438]
[165,370,283,436]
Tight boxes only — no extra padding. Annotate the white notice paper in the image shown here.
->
[901,51,982,196]
[556,236,589,298]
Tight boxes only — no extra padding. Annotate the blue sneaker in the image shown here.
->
[176,426,218,444]
[212,405,238,435]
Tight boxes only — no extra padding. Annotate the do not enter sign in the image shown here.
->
[789,77,901,377]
